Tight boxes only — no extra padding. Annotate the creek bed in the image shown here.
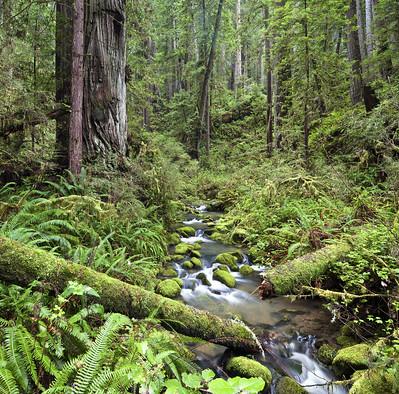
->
[172,206,347,394]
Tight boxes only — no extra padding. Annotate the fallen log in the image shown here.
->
[260,241,351,297]
[0,237,259,353]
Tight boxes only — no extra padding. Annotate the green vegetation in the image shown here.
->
[225,357,272,388]
[213,269,236,288]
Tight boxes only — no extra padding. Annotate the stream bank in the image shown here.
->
[165,204,348,393]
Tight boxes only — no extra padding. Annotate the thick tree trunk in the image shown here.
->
[55,0,73,168]
[83,0,128,159]
[260,242,351,297]
[347,0,364,105]
[69,0,85,175]
[0,237,259,353]
[356,0,367,61]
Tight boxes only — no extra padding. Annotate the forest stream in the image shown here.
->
[172,205,347,394]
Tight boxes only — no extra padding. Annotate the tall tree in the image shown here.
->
[365,0,373,55]
[234,0,242,96]
[69,0,84,175]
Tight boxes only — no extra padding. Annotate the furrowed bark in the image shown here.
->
[260,242,351,296]
[0,237,259,353]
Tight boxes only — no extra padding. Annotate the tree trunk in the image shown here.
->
[356,0,367,61]
[55,0,73,168]
[69,0,85,175]
[234,0,242,97]
[260,242,351,297]
[347,0,364,105]
[365,0,373,55]
[0,237,259,353]
[83,0,128,159]
[303,0,310,163]
[264,6,273,156]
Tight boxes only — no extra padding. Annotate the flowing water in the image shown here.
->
[172,206,347,394]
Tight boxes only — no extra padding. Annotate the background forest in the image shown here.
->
[0,0,398,393]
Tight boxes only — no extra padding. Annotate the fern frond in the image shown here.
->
[0,367,20,394]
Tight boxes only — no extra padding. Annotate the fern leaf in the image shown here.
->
[0,367,20,394]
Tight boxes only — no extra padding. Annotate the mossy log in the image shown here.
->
[260,242,351,296]
[0,237,259,353]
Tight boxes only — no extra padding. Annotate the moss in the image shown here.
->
[191,250,201,258]
[175,243,192,255]
[336,335,359,347]
[349,369,395,394]
[210,232,224,241]
[216,264,229,272]
[196,272,211,286]
[192,242,202,250]
[275,377,307,394]
[172,278,183,287]
[263,241,351,295]
[168,233,181,245]
[215,253,239,271]
[239,265,254,276]
[317,344,337,365]
[156,279,182,298]
[176,226,196,237]
[226,357,272,387]
[214,269,236,288]
[182,261,194,269]
[333,344,370,376]
[161,268,178,278]
[190,257,203,268]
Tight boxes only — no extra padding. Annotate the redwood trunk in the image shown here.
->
[83,0,128,159]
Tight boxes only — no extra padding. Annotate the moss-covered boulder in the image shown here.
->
[190,257,203,268]
[161,268,178,278]
[175,243,192,255]
[168,233,181,245]
[336,335,359,347]
[275,377,307,394]
[349,369,395,394]
[333,344,370,376]
[226,357,272,388]
[317,344,337,365]
[177,226,196,237]
[196,272,211,286]
[215,253,239,271]
[192,242,202,250]
[156,279,182,299]
[182,261,194,269]
[172,278,184,287]
[239,265,254,276]
[191,250,201,258]
[214,269,236,288]
[215,264,229,272]
[210,232,224,241]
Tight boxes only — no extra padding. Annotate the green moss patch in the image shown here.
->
[213,269,236,288]
[176,226,196,236]
[226,356,272,387]
[156,279,182,299]
[215,253,239,271]
[239,265,254,276]
[275,377,307,394]
[333,343,370,376]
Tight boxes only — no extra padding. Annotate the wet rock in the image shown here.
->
[182,260,194,269]
[196,272,211,286]
[317,344,337,365]
[156,279,181,299]
[215,253,239,271]
[168,233,181,245]
[161,268,178,278]
[175,243,192,255]
[214,264,229,272]
[172,278,183,287]
[349,369,395,394]
[333,343,370,376]
[191,250,201,258]
[176,226,196,236]
[275,377,307,394]
[213,269,236,288]
[226,356,272,388]
[192,242,202,250]
[190,257,203,268]
[239,265,254,276]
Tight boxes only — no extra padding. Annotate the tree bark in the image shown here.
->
[365,0,373,55]
[264,6,273,156]
[55,0,73,168]
[0,237,259,353]
[356,0,367,61]
[69,0,85,175]
[83,0,128,159]
[260,242,351,297]
[234,0,242,97]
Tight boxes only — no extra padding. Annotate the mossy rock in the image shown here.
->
[333,343,370,376]
[317,344,337,365]
[191,250,201,258]
[239,265,254,276]
[215,253,239,271]
[275,377,307,394]
[210,232,224,241]
[190,257,203,268]
[168,233,181,245]
[172,278,183,287]
[175,243,192,255]
[161,268,178,278]
[226,356,272,388]
[215,264,229,272]
[214,269,236,288]
[177,226,196,237]
[182,261,194,269]
[156,279,181,299]
[230,250,244,261]
[336,334,360,347]
[171,254,185,261]
[196,272,211,286]
[192,242,202,250]
[349,369,395,394]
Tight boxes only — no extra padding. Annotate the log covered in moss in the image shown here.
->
[260,242,351,296]
[0,237,259,353]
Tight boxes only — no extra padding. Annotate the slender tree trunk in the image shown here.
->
[55,0,73,168]
[347,0,364,105]
[234,0,242,97]
[69,0,84,175]
[356,0,367,61]
[303,0,310,163]
[197,0,224,158]
[264,7,273,156]
[365,0,373,55]
[0,0,3,24]
[83,0,128,159]
[336,28,342,54]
